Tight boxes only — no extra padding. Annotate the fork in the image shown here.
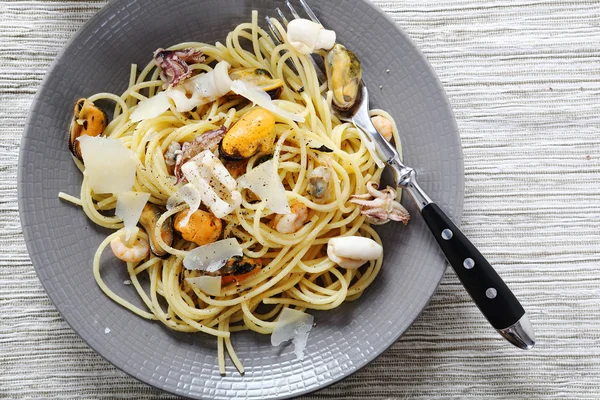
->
[266,0,535,350]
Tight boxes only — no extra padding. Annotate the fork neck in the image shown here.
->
[391,162,433,211]
[350,99,433,211]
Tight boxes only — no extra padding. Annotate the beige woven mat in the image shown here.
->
[1,0,599,398]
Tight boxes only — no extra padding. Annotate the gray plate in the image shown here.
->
[18,0,463,398]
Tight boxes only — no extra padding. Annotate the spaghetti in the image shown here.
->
[60,11,405,374]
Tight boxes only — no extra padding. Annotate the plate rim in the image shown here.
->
[17,0,464,398]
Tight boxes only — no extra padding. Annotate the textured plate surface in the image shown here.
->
[18,0,463,399]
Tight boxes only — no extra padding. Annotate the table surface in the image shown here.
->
[2,0,599,399]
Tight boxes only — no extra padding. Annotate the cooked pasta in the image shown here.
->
[59,10,405,374]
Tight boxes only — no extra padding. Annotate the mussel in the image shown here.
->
[174,209,222,246]
[222,159,248,179]
[138,203,174,257]
[183,256,262,287]
[219,108,276,160]
[308,165,333,204]
[229,67,283,99]
[69,98,108,161]
[218,256,262,285]
[324,44,362,111]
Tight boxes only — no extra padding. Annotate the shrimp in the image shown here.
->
[371,115,393,142]
[272,202,309,234]
[110,236,150,263]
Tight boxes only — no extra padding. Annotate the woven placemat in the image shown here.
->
[1,1,599,398]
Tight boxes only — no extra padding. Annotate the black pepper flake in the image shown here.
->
[311,145,334,153]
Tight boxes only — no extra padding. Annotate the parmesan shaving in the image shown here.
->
[166,183,201,226]
[115,191,150,240]
[78,136,137,194]
[271,308,314,360]
[183,238,243,272]
[230,80,305,123]
[237,159,291,215]
[185,275,222,296]
[129,91,171,122]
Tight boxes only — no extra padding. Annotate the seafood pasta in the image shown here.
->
[59,11,409,374]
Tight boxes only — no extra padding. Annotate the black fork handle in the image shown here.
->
[421,203,525,329]
[349,110,535,349]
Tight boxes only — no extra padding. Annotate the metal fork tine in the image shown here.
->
[275,7,289,26]
[265,16,283,44]
[264,15,304,90]
[285,0,301,20]
[298,0,322,25]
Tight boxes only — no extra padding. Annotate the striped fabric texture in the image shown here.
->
[1,0,599,398]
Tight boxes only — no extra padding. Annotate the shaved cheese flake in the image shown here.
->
[237,160,290,215]
[185,275,222,296]
[129,91,171,122]
[166,183,201,226]
[115,191,150,240]
[271,308,314,360]
[78,136,137,194]
[231,80,305,123]
[183,238,243,272]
